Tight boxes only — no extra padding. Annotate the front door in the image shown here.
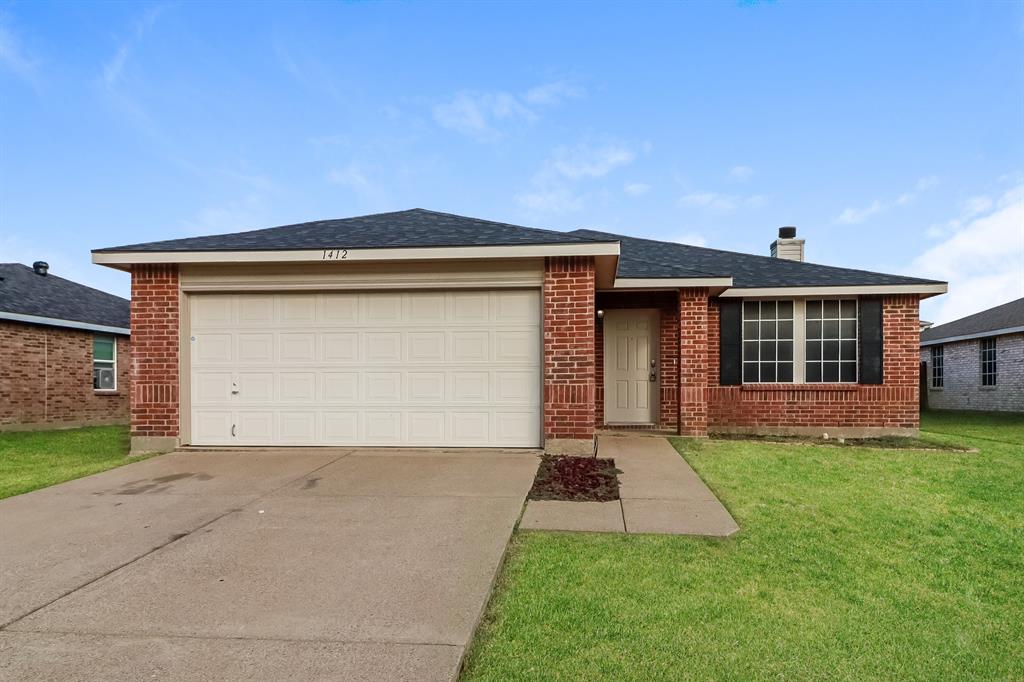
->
[603,309,658,424]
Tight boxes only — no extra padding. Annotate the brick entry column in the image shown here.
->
[543,256,596,455]
[130,264,180,454]
[678,287,710,437]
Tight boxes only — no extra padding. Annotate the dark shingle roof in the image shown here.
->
[0,264,130,331]
[921,297,1024,343]
[93,208,943,291]
[571,229,944,289]
[95,209,606,252]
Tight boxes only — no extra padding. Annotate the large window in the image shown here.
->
[981,338,997,386]
[805,299,858,383]
[93,335,117,391]
[930,345,944,388]
[740,298,859,384]
[742,300,794,383]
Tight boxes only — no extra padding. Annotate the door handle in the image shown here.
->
[650,373,657,382]
[231,424,236,437]
[231,381,239,395]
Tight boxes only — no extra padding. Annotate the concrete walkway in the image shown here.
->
[520,435,739,536]
[0,448,539,681]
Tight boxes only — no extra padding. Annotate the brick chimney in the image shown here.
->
[770,227,804,262]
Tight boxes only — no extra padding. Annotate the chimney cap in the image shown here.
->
[32,261,49,276]
[778,226,797,239]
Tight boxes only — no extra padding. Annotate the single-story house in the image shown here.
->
[920,297,1023,413]
[91,209,947,455]
[0,262,131,430]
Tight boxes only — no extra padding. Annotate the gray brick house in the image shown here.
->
[920,297,1024,413]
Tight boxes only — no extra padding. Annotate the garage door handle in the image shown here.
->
[231,424,236,437]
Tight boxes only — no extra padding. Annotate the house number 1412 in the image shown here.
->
[322,249,348,260]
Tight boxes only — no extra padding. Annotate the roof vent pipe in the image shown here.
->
[770,227,805,262]
[32,261,49,276]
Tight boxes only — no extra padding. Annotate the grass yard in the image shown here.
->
[0,425,132,499]
[463,411,1024,681]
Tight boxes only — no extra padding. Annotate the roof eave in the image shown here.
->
[920,325,1024,346]
[0,311,130,335]
[719,282,948,298]
[92,242,621,270]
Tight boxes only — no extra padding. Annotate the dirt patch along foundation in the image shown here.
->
[527,456,621,502]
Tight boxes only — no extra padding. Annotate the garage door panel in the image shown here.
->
[237,333,274,363]
[279,333,316,362]
[322,333,359,362]
[190,291,540,447]
[364,332,402,362]
[237,373,274,402]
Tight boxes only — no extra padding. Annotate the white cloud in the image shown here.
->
[326,161,389,206]
[673,232,707,247]
[522,80,584,106]
[180,195,268,236]
[517,140,638,214]
[550,143,635,180]
[0,18,39,86]
[516,187,583,213]
[679,192,737,212]
[624,182,650,196]
[912,183,1024,324]
[729,165,754,182]
[101,5,164,89]
[835,175,940,224]
[433,80,582,139]
[962,195,993,216]
[837,200,884,224]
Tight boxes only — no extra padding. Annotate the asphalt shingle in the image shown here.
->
[0,263,130,331]
[921,297,1024,343]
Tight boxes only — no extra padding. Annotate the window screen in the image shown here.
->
[93,336,116,390]
[981,338,997,386]
[742,300,794,383]
[805,299,858,383]
[931,345,944,388]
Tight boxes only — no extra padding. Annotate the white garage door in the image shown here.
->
[188,290,541,447]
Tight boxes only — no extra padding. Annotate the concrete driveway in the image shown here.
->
[0,448,539,681]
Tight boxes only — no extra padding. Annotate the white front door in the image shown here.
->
[188,290,541,447]
[603,309,658,424]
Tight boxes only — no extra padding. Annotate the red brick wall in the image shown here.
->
[678,288,710,436]
[543,256,595,441]
[707,294,920,431]
[130,265,180,438]
[0,320,129,429]
[594,291,679,429]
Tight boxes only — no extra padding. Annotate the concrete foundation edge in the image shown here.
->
[130,436,179,456]
[709,425,919,439]
[543,438,596,456]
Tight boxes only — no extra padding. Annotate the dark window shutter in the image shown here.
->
[859,298,883,384]
[719,300,742,385]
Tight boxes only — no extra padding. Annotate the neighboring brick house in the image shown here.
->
[90,210,946,455]
[920,297,1024,413]
[0,262,130,430]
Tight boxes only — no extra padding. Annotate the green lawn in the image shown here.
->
[463,411,1024,681]
[0,425,133,499]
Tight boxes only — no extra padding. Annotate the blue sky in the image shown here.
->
[2,1,1022,324]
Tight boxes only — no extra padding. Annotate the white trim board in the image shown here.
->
[920,326,1024,347]
[720,283,947,298]
[613,277,733,289]
[92,242,621,267]
[0,311,130,336]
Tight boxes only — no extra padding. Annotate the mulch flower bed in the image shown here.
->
[527,456,622,502]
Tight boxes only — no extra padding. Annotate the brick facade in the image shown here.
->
[542,256,596,451]
[130,264,180,441]
[706,294,921,434]
[0,320,129,430]
[921,332,1024,412]
[678,288,711,436]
